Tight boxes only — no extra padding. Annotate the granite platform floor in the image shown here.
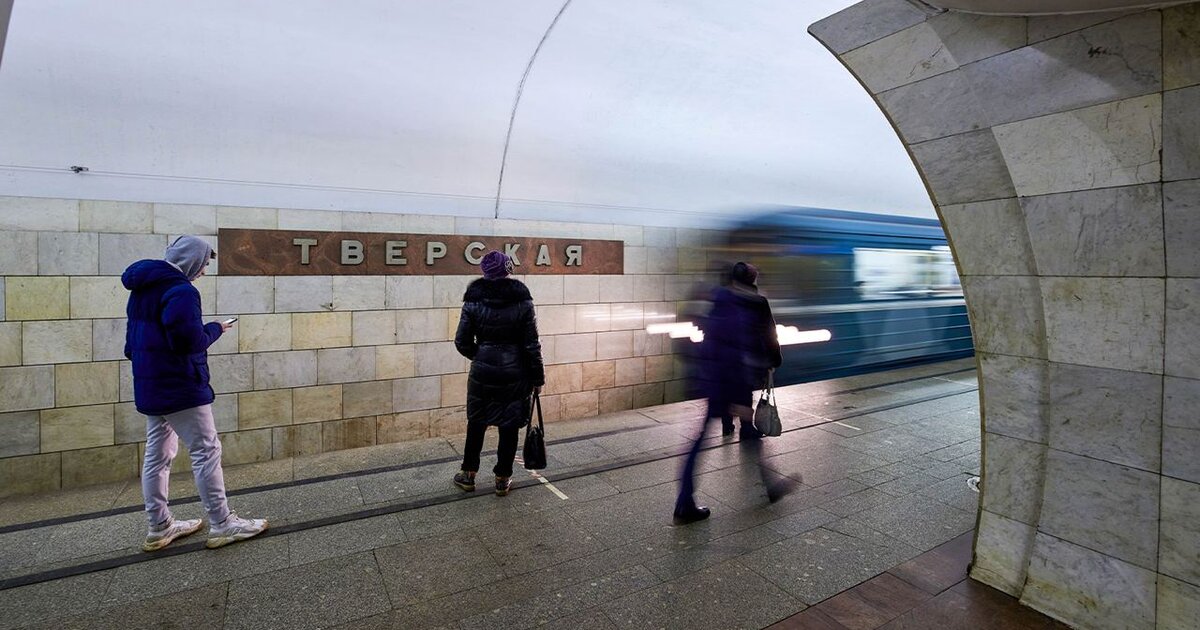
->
[0,358,1063,629]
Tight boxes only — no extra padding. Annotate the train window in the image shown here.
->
[853,246,961,300]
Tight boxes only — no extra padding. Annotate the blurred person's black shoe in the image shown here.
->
[453,470,476,492]
[739,424,765,440]
[766,478,799,503]
[673,504,711,525]
[721,419,736,436]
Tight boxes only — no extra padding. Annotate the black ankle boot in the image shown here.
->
[673,504,711,525]
[453,470,476,492]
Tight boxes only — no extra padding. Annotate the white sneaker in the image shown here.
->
[143,517,204,552]
[205,513,268,549]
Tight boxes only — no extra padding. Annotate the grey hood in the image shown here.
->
[164,235,214,281]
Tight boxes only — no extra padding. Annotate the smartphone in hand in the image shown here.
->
[222,317,238,325]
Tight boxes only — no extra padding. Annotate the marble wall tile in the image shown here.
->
[1164,84,1200,181]
[611,303,644,331]
[981,433,1046,525]
[632,382,665,408]
[544,363,583,395]
[96,233,169,275]
[237,314,291,353]
[969,13,1160,127]
[414,341,466,377]
[37,232,97,275]
[646,355,674,382]
[1022,533,1156,630]
[971,509,1036,596]
[70,277,127,319]
[212,394,238,432]
[23,320,92,364]
[91,318,126,362]
[1040,449,1159,569]
[879,69,989,144]
[375,344,415,380]
[332,276,385,311]
[1026,10,1136,43]
[397,309,448,343]
[0,231,37,274]
[910,130,1016,205]
[599,387,633,414]
[0,452,61,497]
[317,347,376,384]
[215,206,278,229]
[432,276,472,308]
[237,390,293,429]
[153,204,217,235]
[1165,179,1200,278]
[55,361,119,407]
[1042,277,1163,374]
[0,197,78,231]
[119,361,133,401]
[195,276,216,315]
[392,376,441,412]
[994,93,1162,198]
[292,312,352,349]
[561,390,599,420]
[253,350,318,390]
[1158,574,1200,630]
[1048,362,1161,472]
[0,411,39,457]
[1167,279,1200,380]
[596,330,634,360]
[623,247,647,274]
[278,209,342,231]
[1160,476,1200,585]
[376,410,430,443]
[275,276,333,313]
[61,444,138,487]
[522,275,564,305]
[645,247,678,275]
[632,275,665,302]
[215,276,275,315]
[563,275,600,304]
[926,11,1025,66]
[6,276,69,320]
[535,305,576,336]
[575,304,611,333]
[554,333,597,364]
[113,402,143,444]
[352,311,396,346]
[341,211,404,233]
[1022,184,1164,277]
[440,372,467,407]
[271,423,322,458]
[642,227,675,248]
[614,357,646,387]
[292,384,343,424]
[844,23,958,94]
[342,380,394,418]
[1164,4,1200,90]
[41,404,114,451]
[939,197,1034,276]
[613,225,643,246]
[1164,376,1200,484]
[385,276,434,309]
[808,0,929,55]
[582,361,616,390]
[0,321,21,366]
[208,353,253,394]
[454,217,493,236]
[404,214,454,234]
[79,200,153,233]
[220,429,273,466]
[960,275,1045,359]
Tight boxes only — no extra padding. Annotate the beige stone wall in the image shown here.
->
[0,197,709,496]
[812,2,1200,628]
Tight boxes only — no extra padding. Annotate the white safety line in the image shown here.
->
[514,457,569,500]
[833,421,861,431]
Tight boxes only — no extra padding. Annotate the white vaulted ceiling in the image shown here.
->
[924,0,1195,15]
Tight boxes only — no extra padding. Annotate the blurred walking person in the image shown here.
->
[674,262,789,524]
[453,251,545,496]
[124,235,267,551]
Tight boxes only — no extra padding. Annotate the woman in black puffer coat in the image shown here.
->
[452,250,545,496]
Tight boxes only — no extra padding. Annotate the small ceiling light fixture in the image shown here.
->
[69,165,89,173]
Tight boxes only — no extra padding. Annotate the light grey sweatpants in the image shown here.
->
[142,404,231,528]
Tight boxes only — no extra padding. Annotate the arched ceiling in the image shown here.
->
[0,0,936,227]
[924,0,1193,15]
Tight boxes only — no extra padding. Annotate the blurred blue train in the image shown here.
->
[721,207,974,385]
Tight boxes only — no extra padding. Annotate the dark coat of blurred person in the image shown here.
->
[675,261,790,524]
[452,251,545,496]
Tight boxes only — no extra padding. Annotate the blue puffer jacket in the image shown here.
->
[122,260,223,416]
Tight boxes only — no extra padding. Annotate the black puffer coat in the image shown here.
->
[454,277,545,429]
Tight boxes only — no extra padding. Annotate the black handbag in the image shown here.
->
[522,393,547,470]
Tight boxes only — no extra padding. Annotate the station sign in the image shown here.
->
[217,229,624,275]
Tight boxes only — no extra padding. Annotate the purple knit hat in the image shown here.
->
[480,250,513,279]
[731,261,758,287]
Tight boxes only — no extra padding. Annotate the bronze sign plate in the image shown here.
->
[217,229,625,275]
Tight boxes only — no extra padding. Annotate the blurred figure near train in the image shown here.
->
[674,262,793,525]
[676,263,735,434]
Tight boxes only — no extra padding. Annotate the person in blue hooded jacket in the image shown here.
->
[123,235,266,551]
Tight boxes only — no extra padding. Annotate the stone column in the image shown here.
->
[810,2,1199,629]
